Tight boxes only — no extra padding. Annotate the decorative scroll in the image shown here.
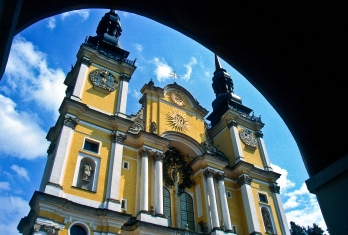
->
[63,116,79,129]
[270,182,280,194]
[112,131,127,143]
[239,128,258,148]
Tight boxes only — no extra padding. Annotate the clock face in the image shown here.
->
[89,69,118,92]
[239,128,258,148]
[170,91,185,107]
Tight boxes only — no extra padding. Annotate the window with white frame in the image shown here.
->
[226,191,232,198]
[232,225,237,233]
[123,160,130,170]
[70,224,87,235]
[258,192,268,203]
[180,192,195,231]
[83,138,100,154]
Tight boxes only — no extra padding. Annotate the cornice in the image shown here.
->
[190,153,228,173]
[125,130,170,151]
[224,160,281,182]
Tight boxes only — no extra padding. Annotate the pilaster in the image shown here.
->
[237,174,261,235]
[227,120,245,164]
[215,172,233,232]
[45,116,78,196]
[71,57,91,101]
[106,131,127,211]
[255,131,272,171]
[270,183,290,235]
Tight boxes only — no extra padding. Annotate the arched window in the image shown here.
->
[261,207,274,234]
[180,192,195,230]
[77,157,96,191]
[163,187,172,226]
[70,224,87,235]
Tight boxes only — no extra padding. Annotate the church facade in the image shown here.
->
[18,10,289,235]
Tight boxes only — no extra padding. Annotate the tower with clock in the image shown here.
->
[18,10,289,235]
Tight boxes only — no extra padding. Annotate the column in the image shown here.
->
[71,57,91,101]
[237,174,261,235]
[256,131,273,171]
[106,131,127,211]
[45,116,78,196]
[154,152,164,216]
[216,173,232,232]
[204,169,220,230]
[139,147,150,213]
[227,120,245,164]
[270,183,290,235]
[116,74,131,114]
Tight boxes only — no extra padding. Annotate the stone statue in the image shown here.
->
[82,164,92,181]
[150,121,157,134]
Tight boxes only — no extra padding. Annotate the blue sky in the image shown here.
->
[0,9,327,233]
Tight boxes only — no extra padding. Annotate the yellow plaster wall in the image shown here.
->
[193,172,207,224]
[213,128,235,165]
[81,65,120,114]
[62,124,112,202]
[233,189,249,235]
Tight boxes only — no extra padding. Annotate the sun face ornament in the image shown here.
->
[166,109,190,132]
[170,91,185,107]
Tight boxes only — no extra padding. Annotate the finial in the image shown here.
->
[215,54,223,70]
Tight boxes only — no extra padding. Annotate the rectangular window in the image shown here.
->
[232,225,237,233]
[123,161,130,170]
[121,199,127,210]
[259,193,268,203]
[226,191,232,198]
[83,140,99,153]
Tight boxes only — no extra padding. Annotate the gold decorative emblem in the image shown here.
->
[166,109,190,132]
[170,91,185,107]
[239,128,258,148]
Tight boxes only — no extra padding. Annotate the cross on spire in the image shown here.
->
[169,71,180,83]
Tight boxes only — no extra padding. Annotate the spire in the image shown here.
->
[215,54,223,70]
[86,10,130,59]
[212,55,233,97]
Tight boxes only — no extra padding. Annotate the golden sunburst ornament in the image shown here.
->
[166,109,190,132]
[170,91,185,107]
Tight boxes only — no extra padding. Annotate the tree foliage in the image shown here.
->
[290,221,326,235]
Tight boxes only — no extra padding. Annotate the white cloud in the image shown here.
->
[271,164,327,230]
[10,165,30,181]
[61,9,90,21]
[152,57,173,82]
[134,43,143,52]
[0,196,30,234]
[285,183,327,230]
[132,89,142,99]
[0,182,11,191]
[0,94,48,159]
[181,57,197,81]
[271,163,295,193]
[46,17,56,29]
[4,36,66,118]
[204,71,210,77]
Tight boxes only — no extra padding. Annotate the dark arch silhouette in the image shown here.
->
[1,2,346,233]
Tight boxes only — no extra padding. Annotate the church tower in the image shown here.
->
[18,11,289,235]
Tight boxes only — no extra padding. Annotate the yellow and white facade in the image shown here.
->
[18,10,289,235]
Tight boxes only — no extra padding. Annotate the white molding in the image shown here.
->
[122,160,130,170]
[195,184,203,218]
[63,192,102,208]
[79,120,112,134]
[68,221,91,235]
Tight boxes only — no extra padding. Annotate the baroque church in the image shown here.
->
[18,10,290,235]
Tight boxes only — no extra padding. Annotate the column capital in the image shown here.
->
[120,73,131,82]
[237,174,253,186]
[227,119,238,129]
[63,116,79,129]
[81,57,92,66]
[139,146,150,158]
[112,131,127,144]
[204,168,216,178]
[154,152,164,162]
[255,131,263,138]
[270,182,280,194]
[215,172,226,181]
